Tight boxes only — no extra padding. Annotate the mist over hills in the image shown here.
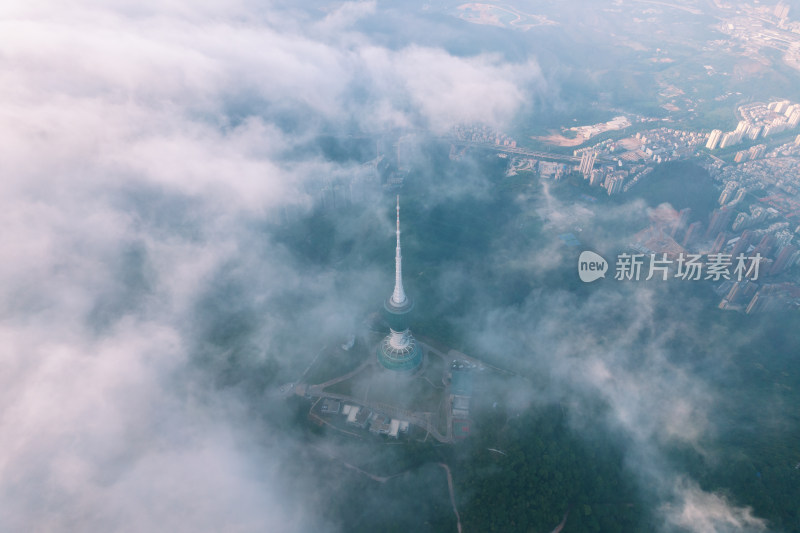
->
[1,1,799,532]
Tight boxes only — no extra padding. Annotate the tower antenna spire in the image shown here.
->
[378,194,421,372]
[391,195,407,305]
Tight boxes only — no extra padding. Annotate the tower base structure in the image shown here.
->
[376,329,423,372]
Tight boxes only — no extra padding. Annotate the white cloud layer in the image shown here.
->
[0,1,542,530]
[662,479,768,533]
[0,1,775,531]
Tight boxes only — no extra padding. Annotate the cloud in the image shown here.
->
[386,47,541,133]
[0,318,311,533]
[661,479,768,533]
[4,0,768,531]
[454,177,775,530]
[0,0,549,530]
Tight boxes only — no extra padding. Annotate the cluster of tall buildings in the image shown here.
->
[719,245,800,312]
[634,128,706,162]
[710,141,800,201]
[733,144,766,163]
[706,100,800,151]
[705,129,722,150]
[741,283,800,313]
[706,120,761,150]
[602,173,626,195]
[718,278,800,314]
[451,124,516,148]
[578,150,597,177]
[590,167,627,194]
[718,181,747,206]
[702,202,800,313]
[577,150,628,195]
[675,205,799,272]
[631,200,800,313]
[767,99,800,120]
[705,128,742,150]
[626,200,799,313]
[732,205,768,231]
[702,207,732,243]
[774,1,791,19]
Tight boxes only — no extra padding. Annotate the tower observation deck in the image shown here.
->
[377,196,423,372]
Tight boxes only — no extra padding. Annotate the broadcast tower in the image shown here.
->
[377,196,423,372]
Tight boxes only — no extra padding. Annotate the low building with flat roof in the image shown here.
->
[354,407,371,428]
[450,365,474,396]
[346,406,360,424]
[369,413,392,435]
[450,364,474,419]
[452,395,470,418]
